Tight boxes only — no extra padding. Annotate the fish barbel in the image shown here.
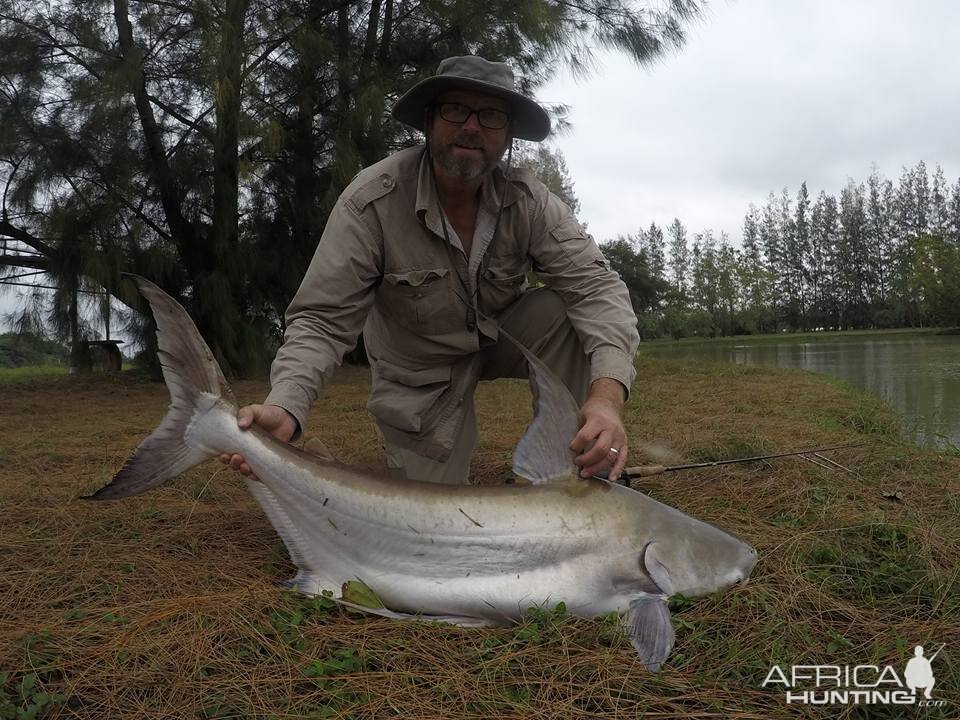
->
[89,275,757,671]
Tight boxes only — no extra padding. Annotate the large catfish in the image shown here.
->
[90,275,757,671]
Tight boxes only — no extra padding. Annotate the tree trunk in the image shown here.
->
[211,0,249,264]
[115,0,253,374]
[378,0,393,65]
[68,278,80,372]
[207,0,250,367]
[113,0,198,258]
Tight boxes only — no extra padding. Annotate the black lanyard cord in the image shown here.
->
[424,139,513,333]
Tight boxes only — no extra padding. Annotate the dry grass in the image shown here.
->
[1,358,958,719]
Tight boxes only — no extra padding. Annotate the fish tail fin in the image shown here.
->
[85,274,237,500]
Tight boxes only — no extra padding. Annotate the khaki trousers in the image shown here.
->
[383,288,590,484]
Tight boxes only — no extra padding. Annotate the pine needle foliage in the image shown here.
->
[0,0,705,374]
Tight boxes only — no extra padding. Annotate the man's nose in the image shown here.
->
[461,112,483,131]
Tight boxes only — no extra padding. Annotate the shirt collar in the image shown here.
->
[415,145,521,233]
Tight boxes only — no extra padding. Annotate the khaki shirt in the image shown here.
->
[266,145,639,460]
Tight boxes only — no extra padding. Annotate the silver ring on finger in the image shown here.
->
[608,447,620,456]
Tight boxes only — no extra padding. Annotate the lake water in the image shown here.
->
[643,333,960,449]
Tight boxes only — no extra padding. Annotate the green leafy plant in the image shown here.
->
[0,672,66,720]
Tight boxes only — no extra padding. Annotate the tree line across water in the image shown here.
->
[601,161,960,339]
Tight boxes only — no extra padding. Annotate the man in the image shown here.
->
[221,55,639,484]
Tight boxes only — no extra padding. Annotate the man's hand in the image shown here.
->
[218,404,298,478]
[570,378,629,482]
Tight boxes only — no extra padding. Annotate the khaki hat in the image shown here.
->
[392,55,551,141]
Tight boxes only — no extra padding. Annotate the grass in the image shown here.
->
[1,358,958,718]
[0,365,69,382]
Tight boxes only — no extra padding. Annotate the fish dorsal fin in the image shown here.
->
[303,436,335,461]
[491,324,581,484]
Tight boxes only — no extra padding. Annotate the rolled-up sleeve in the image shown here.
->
[528,192,640,396]
[265,197,383,432]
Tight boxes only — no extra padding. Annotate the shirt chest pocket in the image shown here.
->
[478,254,528,315]
[378,267,462,333]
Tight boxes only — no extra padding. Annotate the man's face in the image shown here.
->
[428,89,511,183]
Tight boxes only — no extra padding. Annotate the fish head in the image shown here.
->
[641,520,757,599]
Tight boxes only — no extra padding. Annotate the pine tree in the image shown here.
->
[811,192,840,328]
[842,180,870,327]
[742,205,762,266]
[759,192,787,327]
[880,176,900,321]
[866,166,893,308]
[1,0,708,372]
[689,230,718,335]
[714,233,738,336]
[950,177,960,245]
[791,182,811,329]
[644,221,666,283]
[514,145,581,214]
[740,204,771,332]
[930,164,950,238]
[912,161,931,237]
[667,217,689,301]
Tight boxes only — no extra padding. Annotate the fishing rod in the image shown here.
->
[614,442,865,482]
[927,642,946,662]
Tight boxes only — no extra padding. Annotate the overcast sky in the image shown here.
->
[537,0,960,245]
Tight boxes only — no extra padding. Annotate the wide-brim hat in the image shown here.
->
[392,55,551,142]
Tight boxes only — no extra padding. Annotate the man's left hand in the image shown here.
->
[570,378,629,482]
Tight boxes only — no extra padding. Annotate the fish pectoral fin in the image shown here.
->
[334,600,495,628]
[625,595,675,673]
[642,542,675,596]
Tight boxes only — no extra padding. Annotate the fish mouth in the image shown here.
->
[734,545,759,586]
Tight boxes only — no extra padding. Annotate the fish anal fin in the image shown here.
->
[625,595,675,672]
[246,479,313,569]
[280,573,340,597]
[335,600,496,628]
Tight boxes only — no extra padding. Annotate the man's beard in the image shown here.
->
[432,131,502,181]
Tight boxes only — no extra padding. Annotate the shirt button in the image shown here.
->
[381,176,393,188]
